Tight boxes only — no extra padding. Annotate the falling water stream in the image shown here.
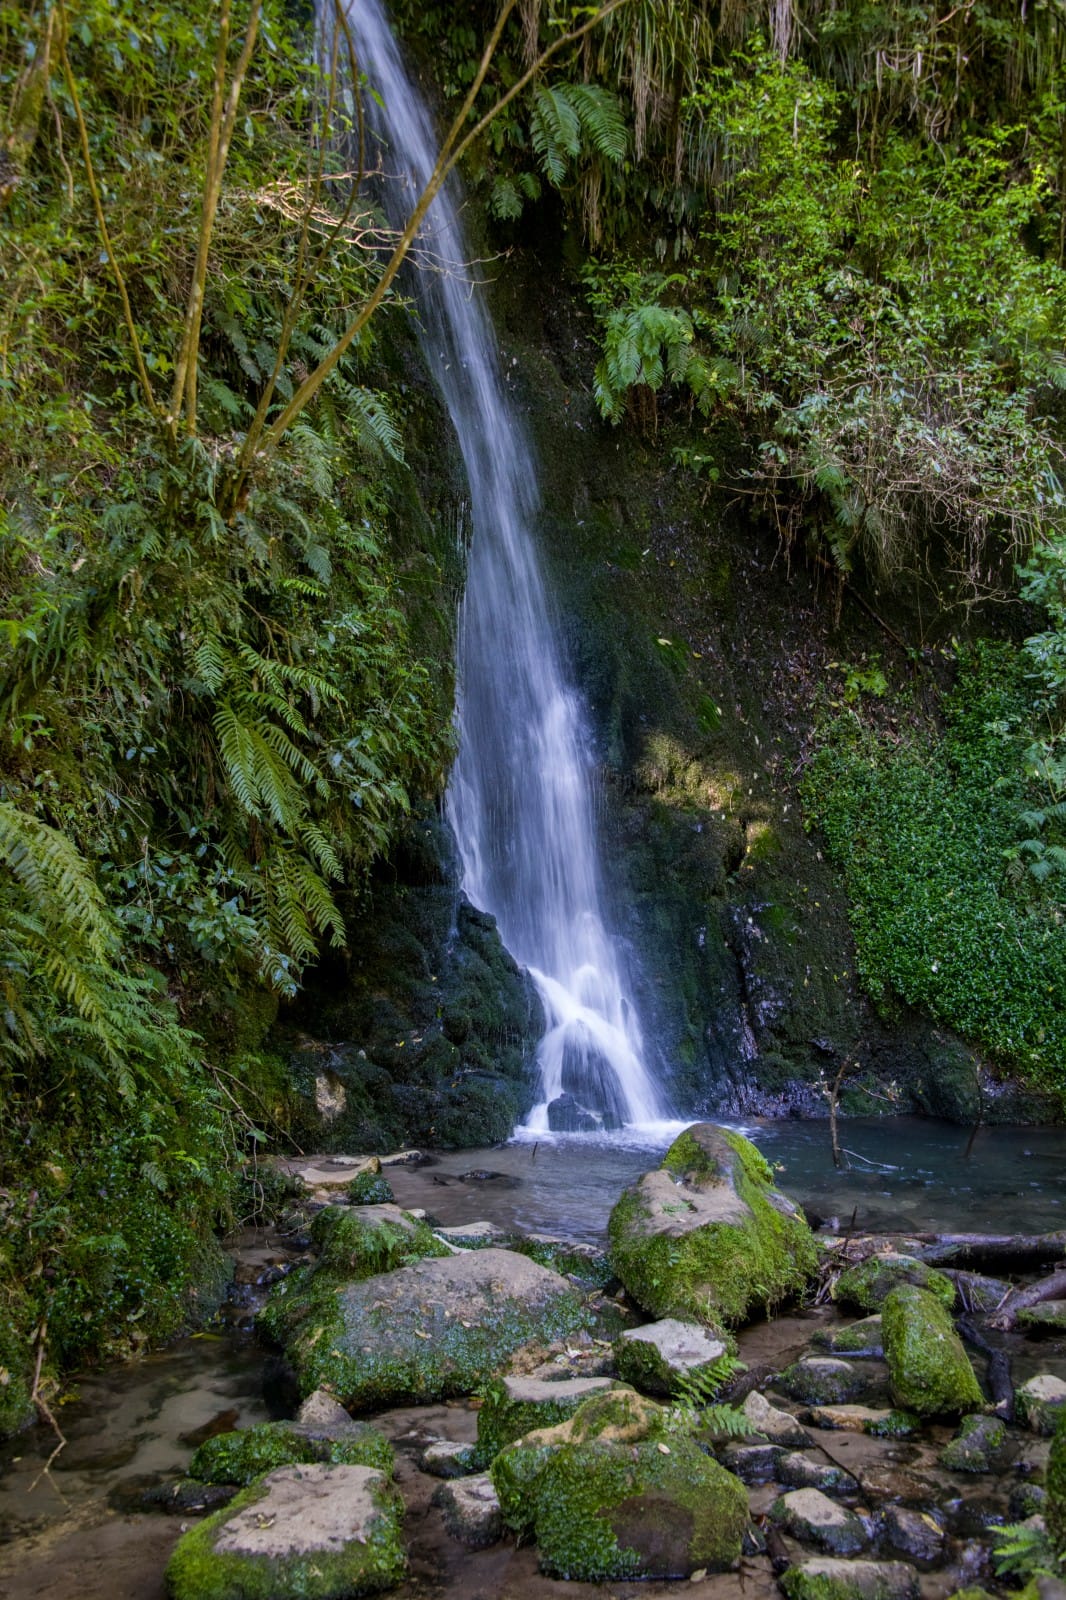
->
[341,0,673,1139]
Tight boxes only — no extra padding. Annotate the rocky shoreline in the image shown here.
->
[134,1124,1066,1599]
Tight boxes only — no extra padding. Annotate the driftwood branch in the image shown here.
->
[987,1268,1066,1332]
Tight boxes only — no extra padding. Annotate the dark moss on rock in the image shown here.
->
[309,1203,449,1279]
[476,1374,619,1464]
[834,1254,955,1314]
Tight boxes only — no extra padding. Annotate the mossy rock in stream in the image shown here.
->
[607,1124,818,1331]
[834,1254,955,1313]
[488,1382,747,1575]
[189,1421,394,1487]
[476,1374,621,1464]
[881,1285,984,1416]
[277,1248,588,1410]
[309,1203,449,1279]
[165,1463,405,1600]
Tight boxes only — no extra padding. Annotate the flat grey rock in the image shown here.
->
[771,1488,869,1555]
[781,1556,920,1600]
[742,1389,812,1446]
[433,1473,503,1546]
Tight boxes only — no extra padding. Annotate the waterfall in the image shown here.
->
[338,0,669,1137]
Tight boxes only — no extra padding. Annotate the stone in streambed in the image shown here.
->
[420,1439,480,1478]
[432,1474,503,1546]
[804,1405,920,1438]
[1018,1302,1066,1331]
[742,1389,812,1446]
[295,1390,352,1430]
[476,1373,620,1462]
[718,1442,785,1484]
[882,1284,983,1416]
[607,1123,817,1332]
[780,1557,920,1600]
[882,1505,945,1566]
[273,1248,587,1409]
[433,1221,514,1251]
[940,1413,1008,1472]
[1018,1375,1066,1436]
[777,1453,859,1494]
[777,1357,873,1405]
[165,1463,405,1600]
[834,1253,955,1313]
[614,1317,731,1397]
[813,1316,884,1357]
[770,1488,869,1555]
[189,1420,394,1487]
[512,1235,615,1289]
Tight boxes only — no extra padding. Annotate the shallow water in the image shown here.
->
[386,1116,1066,1241]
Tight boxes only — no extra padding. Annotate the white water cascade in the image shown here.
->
[340,0,671,1138]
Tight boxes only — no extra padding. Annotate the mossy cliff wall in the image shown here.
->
[284,247,1055,1138]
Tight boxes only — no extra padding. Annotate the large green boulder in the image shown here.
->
[607,1124,818,1331]
[881,1284,983,1416]
[489,1385,746,1581]
[275,1247,587,1409]
[165,1463,405,1600]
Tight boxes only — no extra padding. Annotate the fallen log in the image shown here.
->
[913,1231,1066,1269]
[956,1314,1014,1419]
[987,1269,1066,1332]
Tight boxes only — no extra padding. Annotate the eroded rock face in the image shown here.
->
[276,1248,587,1410]
[165,1463,405,1600]
[607,1124,818,1331]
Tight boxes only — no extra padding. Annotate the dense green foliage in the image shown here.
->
[802,646,1066,1086]
[0,0,453,1417]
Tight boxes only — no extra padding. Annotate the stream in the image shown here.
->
[2,1117,1065,1599]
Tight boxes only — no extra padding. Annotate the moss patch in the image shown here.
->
[309,1204,449,1279]
[189,1421,394,1486]
[881,1285,983,1416]
[834,1255,955,1313]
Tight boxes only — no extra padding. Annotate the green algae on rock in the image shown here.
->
[476,1374,619,1464]
[777,1356,873,1406]
[276,1247,588,1409]
[780,1557,920,1600]
[881,1284,983,1416]
[189,1420,394,1487]
[834,1254,955,1313]
[607,1124,817,1331]
[939,1413,1007,1473]
[1047,1408,1066,1556]
[165,1463,405,1600]
[347,1171,395,1206]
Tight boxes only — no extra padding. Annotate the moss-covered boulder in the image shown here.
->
[607,1124,817,1331]
[347,1171,395,1206]
[189,1421,394,1487]
[531,1433,749,1580]
[491,1384,747,1581]
[277,1248,587,1409]
[1047,1409,1066,1557]
[834,1253,955,1313]
[777,1356,873,1406]
[309,1203,449,1279]
[881,1285,983,1416]
[491,1387,669,1531]
[613,1317,732,1398]
[939,1413,1007,1473]
[164,1463,405,1600]
[1018,1374,1066,1435]
[780,1558,920,1600]
[813,1316,884,1357]
[476,1374,619,1463]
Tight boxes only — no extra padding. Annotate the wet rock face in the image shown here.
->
[607,1123,818,1331]
[283,817,541,1152]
